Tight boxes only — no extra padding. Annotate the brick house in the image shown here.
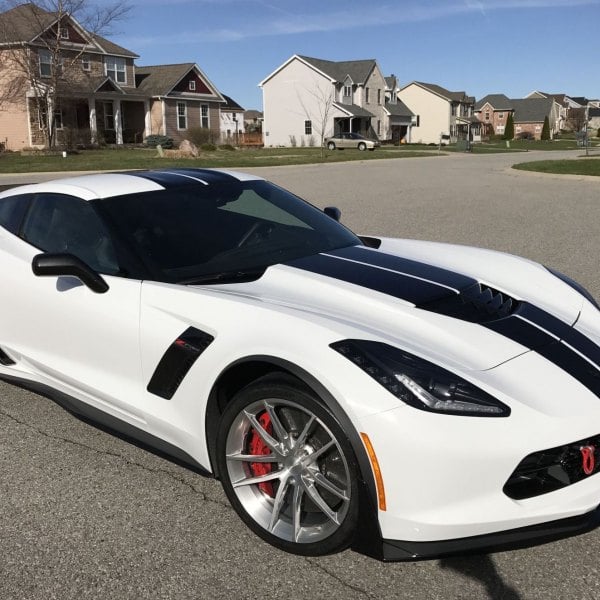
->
[475,94,559,139]
[0,3,226,149]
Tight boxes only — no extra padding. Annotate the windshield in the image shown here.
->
[96,180,360,284]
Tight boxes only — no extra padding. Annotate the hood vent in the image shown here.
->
[418,283,518,323]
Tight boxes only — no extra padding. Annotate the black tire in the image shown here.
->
[357,142,367,151]
[327,142,336,150]
[216,374,359,556]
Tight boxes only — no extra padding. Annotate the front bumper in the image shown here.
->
[378,505,600,561]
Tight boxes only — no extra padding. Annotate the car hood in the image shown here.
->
[199,239,593,372]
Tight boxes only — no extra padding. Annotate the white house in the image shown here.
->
[219,94,245,142]
[398,82,476,144]
[259,55,411,147]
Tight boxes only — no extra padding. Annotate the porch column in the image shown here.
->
[144,99,151,138]
[88,97,97,144]
[114,99,123,145]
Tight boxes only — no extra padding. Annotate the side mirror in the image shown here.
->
[324,206,341,222]
[32,253,109,294]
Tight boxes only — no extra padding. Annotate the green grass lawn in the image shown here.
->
[512,157,600,176]
[0,146,440,173]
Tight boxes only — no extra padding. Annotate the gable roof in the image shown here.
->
[410,81,474,104]
[511,98,554,123]
[474,94,512,110]
[297,55,377,85]
[222,94,244,112]
[385,99,413,118]
[0,2,137,57]
[135,63,225,101]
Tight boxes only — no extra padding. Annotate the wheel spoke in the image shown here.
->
[293,415,315,449]
[302,477,340,525]
[232,469,283,488]
[263,401,289,444]
[292,482,304,543]
[226,452,278,463]
[268,475,290,532]
[303,439,335,465]
[313,471,349,501]
[244,409,281,453]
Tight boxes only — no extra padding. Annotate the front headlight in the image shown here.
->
[331,340,510,417]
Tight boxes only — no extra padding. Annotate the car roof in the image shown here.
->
[0,168,265,201]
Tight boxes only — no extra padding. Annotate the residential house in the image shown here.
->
[384,75,414,143]
[589,107,600,135]
[475,95,559,139]
[397,82,476,144]
[259,54,407,147]
[527,91,583,131]
[243,109,263,133]
[0,3,225,149]
[220,94,245,143]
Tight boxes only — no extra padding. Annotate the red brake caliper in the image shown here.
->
[248,411,275,497]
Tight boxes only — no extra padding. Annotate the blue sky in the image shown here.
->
[110,0,600,110]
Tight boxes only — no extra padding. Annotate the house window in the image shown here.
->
[451,104,457,116]
[485,111,490,121]
[53,109,64,129]
[39,50,52,78]
[177,102,187,130]
[498,112,504,119]
[189,80,196,91]
[39,107,63,130]
[377,89,381,105]
[81,56,90,71]
[496,125,505,134]
[201,104,209,128]
[516,125,522,132]
[103,102,114,130]
[105,57,126,84]
[304,120,312,135]
[60,26,69,40]
[343,85,351,97]
[365,88,370,103]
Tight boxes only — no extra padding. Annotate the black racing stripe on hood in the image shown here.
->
[285,252,459,305]
[329,245,477,291]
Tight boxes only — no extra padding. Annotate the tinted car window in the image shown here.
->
[0,194,32,235]
[21,193,120,275]
[98,180,360,283]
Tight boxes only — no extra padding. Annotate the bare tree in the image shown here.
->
[0,0,130,147]
[296,82,335,159]
[564,106,588,133]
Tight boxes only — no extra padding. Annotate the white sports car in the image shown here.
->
[1,168,600,561]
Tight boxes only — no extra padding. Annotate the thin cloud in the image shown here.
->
[125,0,600,46]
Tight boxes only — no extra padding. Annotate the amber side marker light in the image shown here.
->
[360,432,386,511]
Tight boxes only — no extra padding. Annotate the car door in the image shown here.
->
[0,192,145,424]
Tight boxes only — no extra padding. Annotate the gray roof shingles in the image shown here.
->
[135,63,196,96]
[414,82,474,104]
[298,55,376,84]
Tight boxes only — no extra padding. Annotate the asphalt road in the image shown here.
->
[1,150,600,600]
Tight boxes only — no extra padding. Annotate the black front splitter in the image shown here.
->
[376,505,600,561]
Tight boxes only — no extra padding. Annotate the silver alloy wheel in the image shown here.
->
[225,398,352,544]
[357,142,366,151]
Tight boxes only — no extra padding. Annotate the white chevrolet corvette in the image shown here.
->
[1,168,600,561]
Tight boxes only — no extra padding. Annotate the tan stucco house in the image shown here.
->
[0,3,228,149]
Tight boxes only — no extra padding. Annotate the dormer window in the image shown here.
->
[105,57,126,84]
[343,86,351,97]
[39,50,52,78]
[60,27,69,40]
[189,80,196,91]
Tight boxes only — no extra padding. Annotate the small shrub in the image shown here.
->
[308,135,316,147]
[145,135,174,149]
[200,143,217,151]
[186,127,217,146]
[219,144,236,151]
[289,135,297,147]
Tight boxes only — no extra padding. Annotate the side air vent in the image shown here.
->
[0,347,16,366]
[418,283,518,323]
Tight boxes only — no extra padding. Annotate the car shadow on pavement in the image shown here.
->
[439,554,522,600]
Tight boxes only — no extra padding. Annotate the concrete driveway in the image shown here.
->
[1,150,599,600]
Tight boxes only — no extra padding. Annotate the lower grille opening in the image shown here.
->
[504,434,600,500]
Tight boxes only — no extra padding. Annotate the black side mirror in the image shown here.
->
[324,206,341,222]
[32,253,109,294]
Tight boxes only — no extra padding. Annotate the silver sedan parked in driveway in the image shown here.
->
[325,133,380,151]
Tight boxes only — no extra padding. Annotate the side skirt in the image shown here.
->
[0,373,212,477]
